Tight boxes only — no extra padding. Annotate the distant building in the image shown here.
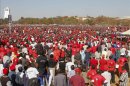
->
[4,7,10,19]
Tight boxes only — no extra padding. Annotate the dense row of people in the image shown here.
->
[0,25,130,86]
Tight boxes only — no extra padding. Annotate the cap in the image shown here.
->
[3,68,9,75]
[10,64,16,71]
[75,68,81,73]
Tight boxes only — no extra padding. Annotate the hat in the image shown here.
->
[10,64,16,71]
[120,53,125,56]
[3,68,9,75]
[75,68,81,73]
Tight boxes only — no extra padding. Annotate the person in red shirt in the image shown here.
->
[70,68,85,86]
[90,57,98,69]
[107,56,116,83]
[91,70,106,86]
[53,46,61,61]
[99,56,107,71]
[87,65,97,80]
[60,47,65,59]
[117,56,128,75]
[71,45,77,63]
[91,45,97,54]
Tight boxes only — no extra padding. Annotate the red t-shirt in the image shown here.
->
[110,47,116,54]
[99,58,107,71]
[60,50,65,58]
[87,69,97,79]
[91,74,106,86]
[90,58,98,68]
[107,59,115,71]
[72,48,77,56]
[54,49,61,61]
[118,57,128,66]
[118,57,128,73]
[70,75,85,86]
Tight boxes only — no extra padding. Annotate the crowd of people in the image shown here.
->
[0,25,130,86]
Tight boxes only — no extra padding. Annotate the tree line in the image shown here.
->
[1,16,130,26]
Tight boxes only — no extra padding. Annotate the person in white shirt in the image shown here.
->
[25,63,39,86]
[65,58,75,73]
[101,48,108,59]
[67,65,75,86]
[67,65,75,79]
[0,60,4,77]
[106,48,112,60]
[120,45,127,56]
[101,67,111,86]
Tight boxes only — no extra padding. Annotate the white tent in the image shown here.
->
[121,29,130,35]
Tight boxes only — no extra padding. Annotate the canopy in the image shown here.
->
[121,29,130,35]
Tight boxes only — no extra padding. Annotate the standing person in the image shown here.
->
[99,56,107,71]
[36,47,48,86]
[91,70,107,86]
[15,66,24,86]
[54,69,67,86]
[70,68,85,86]
[90,57,98,69]
[67,65,75,79]
[25,62,39,86]
[71,45,77,63]
[67,65,75,86]
[48,54,57,86]
[0,59,4,77]
[58,58,66,73]
[85,47,91,70]
[8,64,17,86]
[66,58,75,73]
[80,48,85,65]
[119,65,128,86]
[106,48,112,60]
[107,56,116,83]
[87,65,97,80]
[53,46,61,62]
[101,66,111,86]
[117,55,128,76]
[0,68,12,86]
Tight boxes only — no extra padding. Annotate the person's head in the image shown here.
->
[75,68,82,75]
[50,54,54,59]
[0,59,2,64]
[104,48,107,51]
[109,55,112,59]
[3,68,9,75]
[91,65,96,69]
[18,66,23,72]
[96,69,101,74]
[18,59,22,64]
[67,58,71,62]
[9,64,16,71]
[71,65,75,70]
[122,65,127,72]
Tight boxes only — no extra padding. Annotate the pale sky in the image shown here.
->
[1,0,130,20]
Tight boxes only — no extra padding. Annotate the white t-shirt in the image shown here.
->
[15,64,22,73]
[26,67,39,79]
[66,62,74,72]
[67,70,75,78]
[101,71,111,86]
[127,50,130,56]
[0,64,4,77]
[120,48,126,55]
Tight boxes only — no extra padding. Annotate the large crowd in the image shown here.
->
[0,25,130,86]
